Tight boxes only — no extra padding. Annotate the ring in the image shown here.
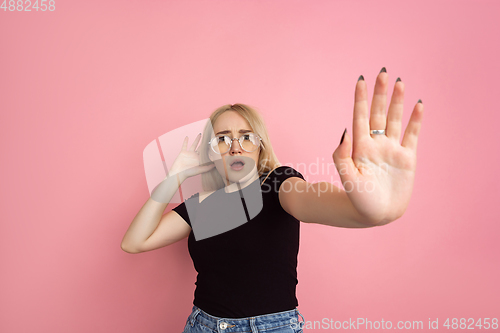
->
[370,130,385,135]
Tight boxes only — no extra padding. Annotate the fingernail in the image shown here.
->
[396,77,402,83]
[358,75,364,81]
[340,128,347,145]
[418,99,422,104]
[379,67,387,73]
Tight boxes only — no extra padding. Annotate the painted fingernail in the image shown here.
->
[340,128,347,145]
[358,75,364,81]
[418,99,422,104]
[379,67,387,73]
[396,77,401,83]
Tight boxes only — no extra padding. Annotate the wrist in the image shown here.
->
[167,170,186,183]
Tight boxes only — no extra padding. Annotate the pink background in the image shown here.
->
[1,0,499,332]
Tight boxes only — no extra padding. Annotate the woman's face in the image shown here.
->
[209,111,261,184]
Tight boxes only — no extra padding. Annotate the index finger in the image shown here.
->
[181,136,188,151]
[189,132,202,151]
[353,76,370,143]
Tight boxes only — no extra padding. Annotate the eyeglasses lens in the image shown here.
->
[211,134,259,154]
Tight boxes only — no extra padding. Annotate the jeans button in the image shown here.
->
[220,322,228,329]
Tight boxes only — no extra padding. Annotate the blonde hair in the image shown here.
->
[199,103,281,192]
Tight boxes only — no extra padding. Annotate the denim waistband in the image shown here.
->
[187,305,305,332]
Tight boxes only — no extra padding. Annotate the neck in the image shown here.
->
[224,171,259,193]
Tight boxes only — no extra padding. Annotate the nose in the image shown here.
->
[229,137,243,155]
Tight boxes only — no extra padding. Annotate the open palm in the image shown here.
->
[332,68,424,225]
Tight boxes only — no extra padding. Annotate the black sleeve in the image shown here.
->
[267,166,305,205]
[172,193,198,227]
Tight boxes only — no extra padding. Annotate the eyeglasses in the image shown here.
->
[208,133,264,154]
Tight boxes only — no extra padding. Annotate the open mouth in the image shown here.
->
[230,159,245,170]
[231,160,245,166]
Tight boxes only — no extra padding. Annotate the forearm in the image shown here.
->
[121,173,185,251]
[324,183,378,228]
[285,180,375,228]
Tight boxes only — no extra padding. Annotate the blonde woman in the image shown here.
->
[121,68,424,333]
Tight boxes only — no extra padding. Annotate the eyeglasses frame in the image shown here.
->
[207,133,264,154]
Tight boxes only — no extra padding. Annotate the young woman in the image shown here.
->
[121,68,424,332]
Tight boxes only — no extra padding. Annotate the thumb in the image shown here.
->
[201,163,216,171]
[333,128,351,159]
[196,162,216,174]
[332,128,357,179]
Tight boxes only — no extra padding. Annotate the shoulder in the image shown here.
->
[261,165,306,195]
[178,192,200,207]
[270,166,305,182]
[198,190,216,203]
[260,166,306,217]
[179,190,217,206]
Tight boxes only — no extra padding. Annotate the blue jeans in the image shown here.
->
[182,305,305,333]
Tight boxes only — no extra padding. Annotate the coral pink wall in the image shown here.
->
[1,0,499,332]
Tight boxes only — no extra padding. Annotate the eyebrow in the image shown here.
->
[215,129,253,136]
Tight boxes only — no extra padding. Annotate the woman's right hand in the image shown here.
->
[167,133,215,180]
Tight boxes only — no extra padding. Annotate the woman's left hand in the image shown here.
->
[332,68,424,225]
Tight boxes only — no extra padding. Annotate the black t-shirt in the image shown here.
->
[172,166,306,318]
